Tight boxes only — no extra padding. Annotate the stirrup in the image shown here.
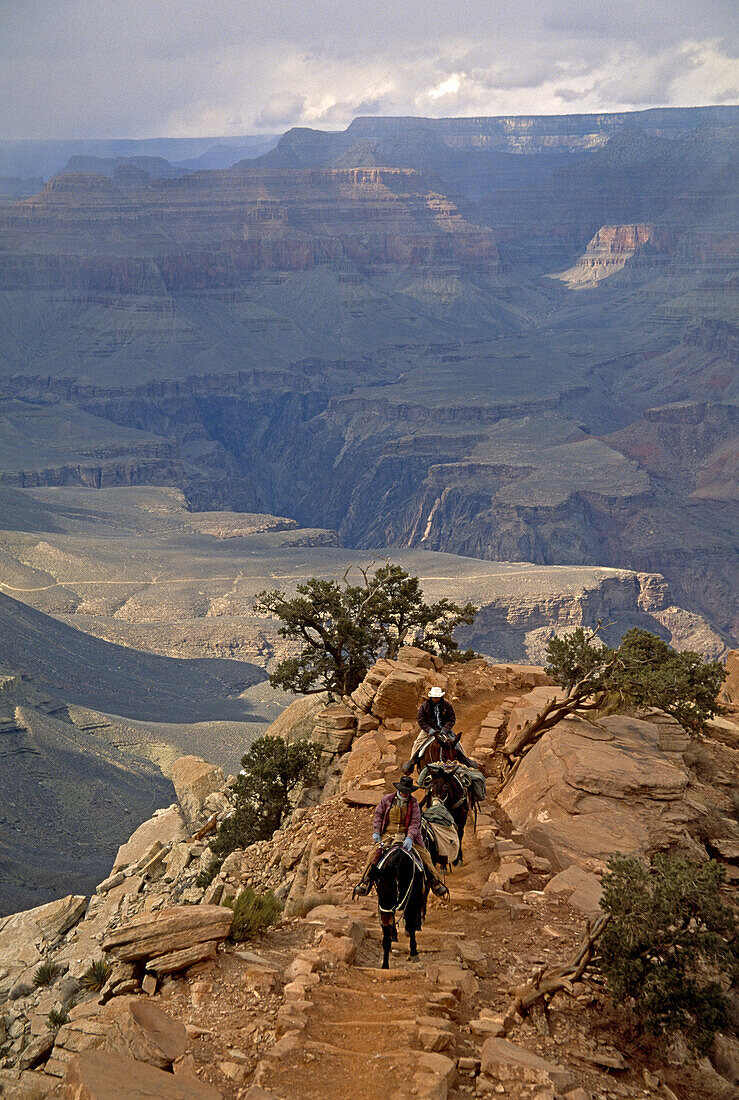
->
[431,880,449,898]
[353,879,371,896]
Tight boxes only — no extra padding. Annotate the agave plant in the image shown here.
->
[32,960,59,987]
[81,958,112,992]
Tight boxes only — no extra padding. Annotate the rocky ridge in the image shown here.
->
[1,648,737,1098]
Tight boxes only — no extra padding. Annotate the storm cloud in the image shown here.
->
[0,0,736,138]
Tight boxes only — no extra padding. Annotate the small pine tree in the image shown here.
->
[599,853,737,1051]
[545,627,614,693]
[545,627,725,733]
[609,629,726,733]
[210,735,321,859]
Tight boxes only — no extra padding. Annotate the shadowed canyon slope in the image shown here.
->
[0,106,736,645]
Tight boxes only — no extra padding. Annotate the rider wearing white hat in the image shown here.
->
[402,685,474,775]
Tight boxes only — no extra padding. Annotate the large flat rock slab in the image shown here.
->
[54,1048,222,1099]
[0,895,87,997]
[102,904,232,963]
[500,712,693,871]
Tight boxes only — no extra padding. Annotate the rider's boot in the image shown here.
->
[415,843,449,898]
[400,757,415,776]
[354,848,379,896]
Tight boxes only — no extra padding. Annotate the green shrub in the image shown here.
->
[32,960,58,987]
[81,958,112,992]
[196,856,223,889]
[224,887,282,941]
[599,853,737,1051]
[47,1007,69,1029]
[255,562,477,696]
[684,740,717,781]
[210,735,321,859]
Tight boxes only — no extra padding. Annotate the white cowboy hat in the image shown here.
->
[428,686,445,698]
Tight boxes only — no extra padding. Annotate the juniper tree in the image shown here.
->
[210,735,321,858]
[254,562,476,697]
[599,853,737,1051]
[505,626,726,768]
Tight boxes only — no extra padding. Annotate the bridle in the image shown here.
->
[428,764,467,812]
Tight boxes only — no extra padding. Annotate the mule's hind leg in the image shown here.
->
[381,924,394,969]
[408,929,418,958]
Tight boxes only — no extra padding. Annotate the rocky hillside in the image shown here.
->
[1,649,736,1099]
[2,480,727,916]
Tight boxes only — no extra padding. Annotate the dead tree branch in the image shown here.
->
[502,912,611,1032]
[501,656,618,781]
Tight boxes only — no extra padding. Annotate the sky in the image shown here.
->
[0,0,736,139]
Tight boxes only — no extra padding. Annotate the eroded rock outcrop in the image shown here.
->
[499,704,697,871]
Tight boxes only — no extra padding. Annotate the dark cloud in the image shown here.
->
[0,0,736,138]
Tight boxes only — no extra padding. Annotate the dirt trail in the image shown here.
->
[258,697,507,1100]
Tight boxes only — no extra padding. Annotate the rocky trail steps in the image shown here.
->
[0,650,737,1099]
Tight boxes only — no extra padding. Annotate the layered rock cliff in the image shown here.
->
[0,107,735,655]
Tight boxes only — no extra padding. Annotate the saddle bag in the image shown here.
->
[455,765,487,804]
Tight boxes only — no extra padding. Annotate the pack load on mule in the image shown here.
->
[402,686,476,775]
[420,798,460,868]
[418,760,487,864]
[353,775,449,967]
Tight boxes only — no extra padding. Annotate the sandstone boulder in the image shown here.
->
[499,713,693,871]
[101,905,232,964]
[171,757,225,823]
[0,895,87,998]
[48,998,187,1077]
[113,805,185,870]
[312,705,356,754]
[339,732,382,792]
[480,1037,570,1090]
[544,866,603,917]
[372,668,427,720]
[261,691,329,741]
[397,646,438,670]
[54,1049,222,1099]
[100,998,187,1069]
[719,649,739,706]
[0,1068,54,1098]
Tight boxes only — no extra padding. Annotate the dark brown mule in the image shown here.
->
[413,729,466,772]
[418,762,473,864]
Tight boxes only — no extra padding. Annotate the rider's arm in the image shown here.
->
[440,702,455,733]
[406,798,423,845]
[417,700,433,733]
[372,796,389,839]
